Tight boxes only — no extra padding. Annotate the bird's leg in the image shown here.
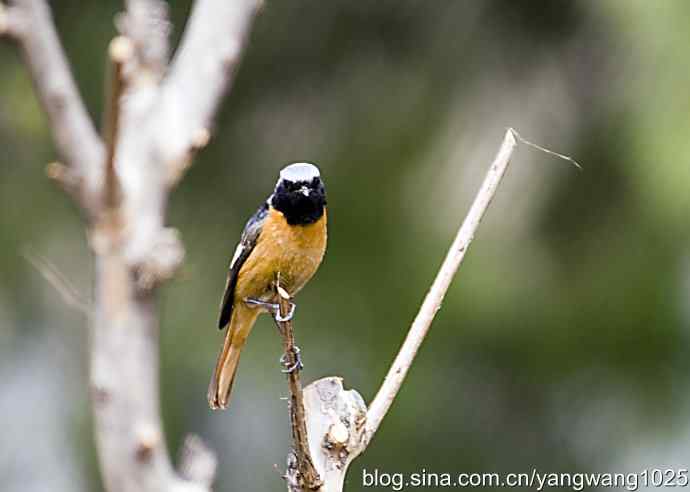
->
[244,297,296,322]
[245,298,283,336]
[280,345,303,373]
[244,297,279,312]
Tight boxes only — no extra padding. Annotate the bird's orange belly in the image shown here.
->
[234,208,327,303]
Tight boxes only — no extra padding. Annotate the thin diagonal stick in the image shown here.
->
[365,128,519,439]
[24,249,90,314]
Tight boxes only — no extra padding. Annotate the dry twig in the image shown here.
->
[23,249,90,315]
[102,36,132,210]
[276,283,323,491]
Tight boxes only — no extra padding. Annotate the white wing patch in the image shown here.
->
[229,243,244,269]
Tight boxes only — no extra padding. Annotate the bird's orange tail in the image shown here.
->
[208,303,259,410]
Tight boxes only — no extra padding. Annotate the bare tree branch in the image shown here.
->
[1,0,104,210]
[155,0,261,182]
[5,1,260,491]
[275,284,322,492]
[117,0,170,79]
[85,0,260,489]
[364,128,518,440]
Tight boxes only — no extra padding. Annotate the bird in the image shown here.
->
[208,162,328,410]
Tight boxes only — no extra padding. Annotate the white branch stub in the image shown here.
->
[298,377,368,492]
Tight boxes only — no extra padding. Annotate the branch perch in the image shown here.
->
[275,283,323,491]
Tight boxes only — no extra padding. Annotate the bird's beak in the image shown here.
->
[299,186,310,196]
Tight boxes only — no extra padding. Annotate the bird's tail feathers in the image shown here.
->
[208,304,257,410]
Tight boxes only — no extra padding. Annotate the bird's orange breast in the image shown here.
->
[234,207,327,302]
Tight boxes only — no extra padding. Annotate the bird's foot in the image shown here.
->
[245,297,278,311]
[244,298,296,322]
[280,345,303,373]
[275,302,296,322]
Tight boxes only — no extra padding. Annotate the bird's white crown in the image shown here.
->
[279,162,320,183]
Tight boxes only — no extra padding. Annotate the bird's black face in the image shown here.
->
[272,175,327,226]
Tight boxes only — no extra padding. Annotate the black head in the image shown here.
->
[271,163,326,225]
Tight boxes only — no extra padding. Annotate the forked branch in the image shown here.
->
[4,1,261,492]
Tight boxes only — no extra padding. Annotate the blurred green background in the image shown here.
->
[2,1,689,490]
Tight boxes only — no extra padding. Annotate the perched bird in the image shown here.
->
[208,163,328,410]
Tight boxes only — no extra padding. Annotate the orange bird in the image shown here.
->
[208,163,327,410]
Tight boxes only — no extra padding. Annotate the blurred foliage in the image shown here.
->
[1,1,690,491]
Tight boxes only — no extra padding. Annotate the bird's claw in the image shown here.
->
[280,345,303,373]
[274,302,296,322]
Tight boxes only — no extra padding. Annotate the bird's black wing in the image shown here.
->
[218,201,269,329]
